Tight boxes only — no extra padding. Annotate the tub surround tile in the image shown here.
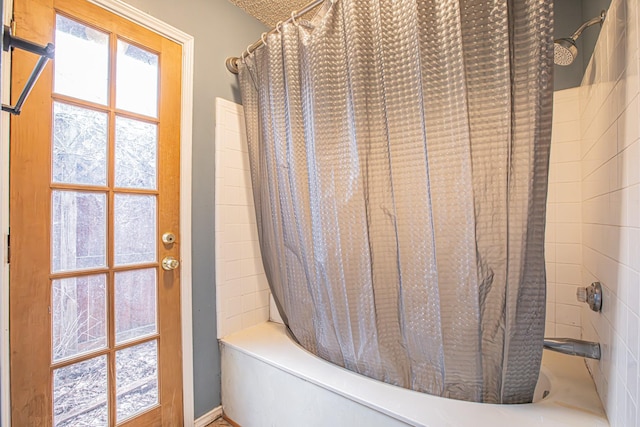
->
[578,0,640,425]
[215,98,270,338]
[546,88,582,337]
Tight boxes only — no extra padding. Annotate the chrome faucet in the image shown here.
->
[543,338,601,360]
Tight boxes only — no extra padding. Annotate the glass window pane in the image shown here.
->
[116,340,158,422]
[55,15,109,105]
[114,194,156,265]
[52,191,107,273]
[54,355,108,427]
[53,275,107,362]
[53,102,108,186]
[115,117,157,189]
[116,40,158,117]
[115,269,157,344]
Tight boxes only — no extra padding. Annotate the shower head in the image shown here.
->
[554,38,578,66]
[554,10,606,66]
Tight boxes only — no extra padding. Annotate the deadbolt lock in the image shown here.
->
[162,232,176,244]
[162,256,180,271]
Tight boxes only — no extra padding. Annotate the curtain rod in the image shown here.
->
[225,0,326,74]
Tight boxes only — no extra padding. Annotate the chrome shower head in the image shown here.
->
[554,38,578,66]
[554,10,606,66]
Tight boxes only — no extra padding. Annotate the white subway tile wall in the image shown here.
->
[578,0,640,426]
[546,88,583,339]
[215,98,270,338]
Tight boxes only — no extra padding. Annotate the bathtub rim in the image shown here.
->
[220,321,609,426]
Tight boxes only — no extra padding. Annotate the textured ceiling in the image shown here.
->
[228,0,314,27]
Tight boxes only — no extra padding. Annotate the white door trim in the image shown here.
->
[0,0,196,424]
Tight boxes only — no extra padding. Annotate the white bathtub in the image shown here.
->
[220,322,609,426]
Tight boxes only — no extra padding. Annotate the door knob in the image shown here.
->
[162,256,179,271]
[162,232,176,244]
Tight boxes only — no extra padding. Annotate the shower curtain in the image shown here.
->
[238,0,553,404]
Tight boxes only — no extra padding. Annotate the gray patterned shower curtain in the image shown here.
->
[237,0,553,403]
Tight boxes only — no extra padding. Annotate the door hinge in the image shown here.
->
[6,234,9,264]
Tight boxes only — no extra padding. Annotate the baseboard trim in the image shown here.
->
[194,406,223,427]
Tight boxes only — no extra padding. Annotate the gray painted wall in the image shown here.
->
[119,0,266,418]
[555,0,611,90]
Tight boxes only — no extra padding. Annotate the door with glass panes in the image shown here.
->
[9,0,183,425]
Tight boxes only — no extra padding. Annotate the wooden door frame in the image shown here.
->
[0,0,195,425]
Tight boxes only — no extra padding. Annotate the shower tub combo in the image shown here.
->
[221,0,609,424]
[221,321,608,427]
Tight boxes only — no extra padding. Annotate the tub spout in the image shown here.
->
[543,338,601,360]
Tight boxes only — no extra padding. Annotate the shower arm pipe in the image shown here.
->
[225,0,326,74]
[570,10,606,40]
